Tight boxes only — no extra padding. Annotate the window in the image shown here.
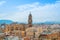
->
[16,27,18,30]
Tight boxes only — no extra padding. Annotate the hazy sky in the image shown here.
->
[0,0,60,23]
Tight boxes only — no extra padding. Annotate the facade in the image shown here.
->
[3,13,32,37]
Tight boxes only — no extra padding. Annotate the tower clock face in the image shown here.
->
[29,20,32,22]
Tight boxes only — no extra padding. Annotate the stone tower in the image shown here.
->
[28,12,32,27]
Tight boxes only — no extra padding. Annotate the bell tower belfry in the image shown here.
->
[28,12,32,27]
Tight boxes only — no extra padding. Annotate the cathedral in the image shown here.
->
[3,13,33,37]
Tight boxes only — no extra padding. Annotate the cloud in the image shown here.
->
[0,1,6,6]
[0,1,60,23]
[15,1,60,23]
[17,2,39,11]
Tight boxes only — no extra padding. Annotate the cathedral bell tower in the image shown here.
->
[28,12,32,27]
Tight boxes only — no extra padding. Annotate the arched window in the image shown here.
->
[16,27,18,30]
[11,27,13,31]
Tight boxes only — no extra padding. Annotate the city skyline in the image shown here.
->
[0,0,60,23]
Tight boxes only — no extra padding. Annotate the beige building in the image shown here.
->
[3,13,32,38]
[26,27,43,38]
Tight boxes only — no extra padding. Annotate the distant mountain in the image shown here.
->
[44,21,60,24]
[0,20,13,24]
[33,21,60,25]
[0,20,60,24]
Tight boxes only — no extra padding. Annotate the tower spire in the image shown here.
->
[28,12,32,27]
